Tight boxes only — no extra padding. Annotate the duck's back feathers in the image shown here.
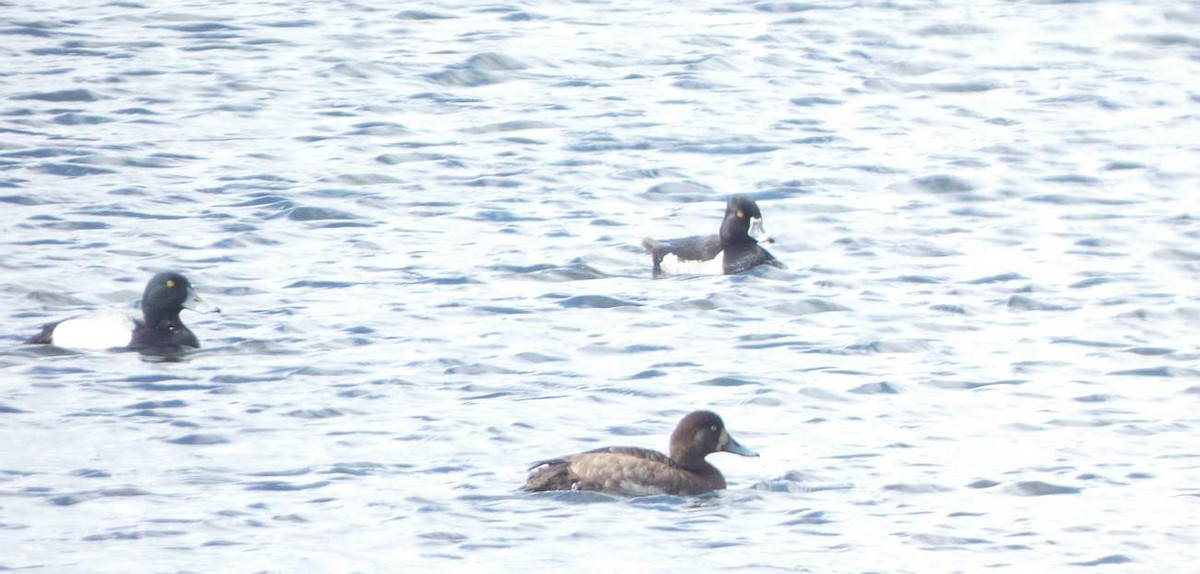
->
[642,235,723,265]
[524,446,721,497]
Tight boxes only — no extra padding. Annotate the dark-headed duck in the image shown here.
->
[642,194,784,276]
[523,410,758,497]
[28,271,219,350]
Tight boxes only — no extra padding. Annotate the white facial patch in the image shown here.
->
[50,313,136,350]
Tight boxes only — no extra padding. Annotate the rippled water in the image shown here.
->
[2,0,1199,571]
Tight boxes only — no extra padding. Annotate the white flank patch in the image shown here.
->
[659,252,725,276]
[50,313,136,350]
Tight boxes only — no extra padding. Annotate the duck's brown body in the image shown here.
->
[523,411,757,497]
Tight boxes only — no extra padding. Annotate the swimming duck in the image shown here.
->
[27,271,219,350]
[642,194,784,275]
[523,410,758,497]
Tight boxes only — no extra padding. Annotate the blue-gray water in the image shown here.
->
[2,1,1199,571]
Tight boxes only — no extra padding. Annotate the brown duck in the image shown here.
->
[523,410,758,497]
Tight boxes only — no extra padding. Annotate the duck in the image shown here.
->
[27,271,219,350]
[642,194,784,275]
[523,410,758,497]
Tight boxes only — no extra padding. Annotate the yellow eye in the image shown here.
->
[166,279,176,289]
[736,210,745,219]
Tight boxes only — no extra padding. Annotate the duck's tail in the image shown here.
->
[522,458,574,492]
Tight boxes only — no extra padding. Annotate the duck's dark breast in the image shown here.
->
[723,243,783,274]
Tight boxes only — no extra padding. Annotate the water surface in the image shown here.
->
[2,1,1199,571]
